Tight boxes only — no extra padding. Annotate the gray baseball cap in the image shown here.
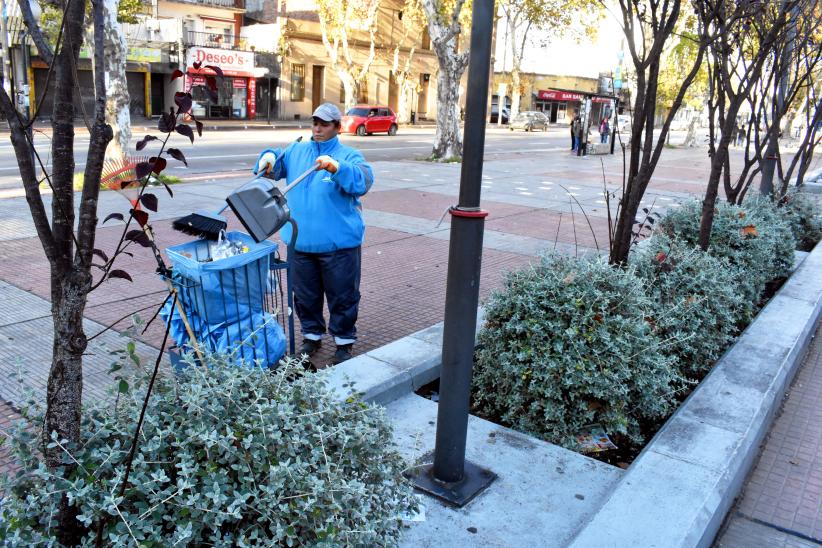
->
[312,103,342,122]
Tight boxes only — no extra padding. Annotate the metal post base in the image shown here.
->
[407,458,497,508]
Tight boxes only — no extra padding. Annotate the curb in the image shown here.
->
[569,241,822,548]
[320,242,821,547]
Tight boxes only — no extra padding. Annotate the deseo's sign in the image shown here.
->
[186,47,254,75]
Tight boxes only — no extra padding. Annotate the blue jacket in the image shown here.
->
[254,136,374,253]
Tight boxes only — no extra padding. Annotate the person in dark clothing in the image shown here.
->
[570,113,576,150]
[253,103,374,365]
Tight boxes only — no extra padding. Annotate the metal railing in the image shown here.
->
[167,0,244,8]
[185,31,250,51]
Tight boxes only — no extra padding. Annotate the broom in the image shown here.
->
[171,164,320,240]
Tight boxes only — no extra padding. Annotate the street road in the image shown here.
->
[0,125,691,195]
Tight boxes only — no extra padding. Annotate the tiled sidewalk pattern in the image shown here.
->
[716,323,822,546]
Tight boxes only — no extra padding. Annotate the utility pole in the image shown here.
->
[408,0,497,507]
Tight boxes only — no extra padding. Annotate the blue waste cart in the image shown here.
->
[161,231,295,369]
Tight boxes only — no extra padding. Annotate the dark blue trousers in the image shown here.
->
[292,247,361,344]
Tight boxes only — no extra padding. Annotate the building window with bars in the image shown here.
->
[291,64,305,102]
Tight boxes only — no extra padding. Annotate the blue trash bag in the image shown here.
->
[160,301,286,368]
[166,232,277,326]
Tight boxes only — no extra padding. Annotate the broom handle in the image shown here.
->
[141,224,206,365]
[282,165,320,195]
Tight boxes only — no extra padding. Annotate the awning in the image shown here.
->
[537,89,583,101]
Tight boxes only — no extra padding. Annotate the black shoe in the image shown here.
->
[299,338,322,357]
[332,344,353,365]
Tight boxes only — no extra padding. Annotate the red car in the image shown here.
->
[341,105,399,136]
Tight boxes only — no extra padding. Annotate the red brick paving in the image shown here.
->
[716,324,822,546]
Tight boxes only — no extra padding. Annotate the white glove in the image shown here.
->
[255,151,277,175]
[315,155,340,174]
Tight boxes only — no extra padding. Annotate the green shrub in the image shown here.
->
[630,235,748,379]
[657,199,795,311]
[472,254,679,449]
[1,353,416,546]
[778,190,822,251]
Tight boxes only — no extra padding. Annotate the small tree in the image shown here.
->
[422,0,471,160]
[606,0,709,264]
[317,0,380,112]
[695,0,797,249]
[2,1,199,542]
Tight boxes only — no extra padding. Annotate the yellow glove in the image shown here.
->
[315,155,339,174]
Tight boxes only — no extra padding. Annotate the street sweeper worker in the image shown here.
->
[252,102,374,365]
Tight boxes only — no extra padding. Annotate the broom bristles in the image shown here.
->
[172,211,228,240]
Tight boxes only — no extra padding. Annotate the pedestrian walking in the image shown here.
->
[572,114,582,152]
[600,118,610,144]
[735,121,745,146]
[253,103,374,365]
[570,114,576,150]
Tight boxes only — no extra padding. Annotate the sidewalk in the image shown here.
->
[715,321,822,546]
[1,142,818,547]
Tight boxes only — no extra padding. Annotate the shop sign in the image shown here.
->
[233,78,247,89]
[187,47,255,77]
[80,46,162,63]
[537,89,583,102]
[592,97,613,103]
[248,78,256,119]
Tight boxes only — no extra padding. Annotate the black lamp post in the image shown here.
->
[407,0,497,507]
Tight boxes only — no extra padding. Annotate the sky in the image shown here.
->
[493,6,626,79]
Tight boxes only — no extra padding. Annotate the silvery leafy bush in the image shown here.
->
[0,353,416,546]
[778,189,822,251]
[630,235,748,380]
[657,199,795,313]
[472,254,680,449]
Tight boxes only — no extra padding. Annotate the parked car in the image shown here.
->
[510,111,549,132]
[490,106,510,124]
[341,105,398,136]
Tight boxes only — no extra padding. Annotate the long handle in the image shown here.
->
[282,165,320,195]
[142,224,206,364]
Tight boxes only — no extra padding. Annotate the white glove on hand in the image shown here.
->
[255,151,277,175]
[315,155,339,174]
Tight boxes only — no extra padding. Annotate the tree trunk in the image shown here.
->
[397,78,415,123]
[432,54,464,159]
[102,0,130,160]
[510,67,521,119]
[339,70,357,113]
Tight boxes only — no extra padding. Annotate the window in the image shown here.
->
[378,108,390,116]
[340,81,346,103]
[291,64,305,102]
[422,28,430,50]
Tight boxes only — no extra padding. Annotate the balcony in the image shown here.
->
[185,31,251,51]
[167,0,245,9]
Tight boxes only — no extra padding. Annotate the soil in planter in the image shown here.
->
[414,377,659,469]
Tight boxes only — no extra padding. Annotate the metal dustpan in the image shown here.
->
[225,166,316,243]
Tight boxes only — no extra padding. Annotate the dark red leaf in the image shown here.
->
[131,208,149,227]
[175,124,195,144]
[167,148,188,166]
[135,135,158,152]
[125,229,151,247]
[103,212,124,224]
[108,270,133,282]
[170,69,184,81]
[205,65,224,77]
[123,251,134,258]
[174,92,192,114]
[93,248,109,262]
[149,156,167,174]
[140,193,159,212]
[193,60,202,69]
[135,162,152,179]
[163,183,174,198]
[158,112,175,133]
[205,76,218,91]
[195,120,203,137]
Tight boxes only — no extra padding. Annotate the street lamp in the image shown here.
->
[407,0,497,508]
